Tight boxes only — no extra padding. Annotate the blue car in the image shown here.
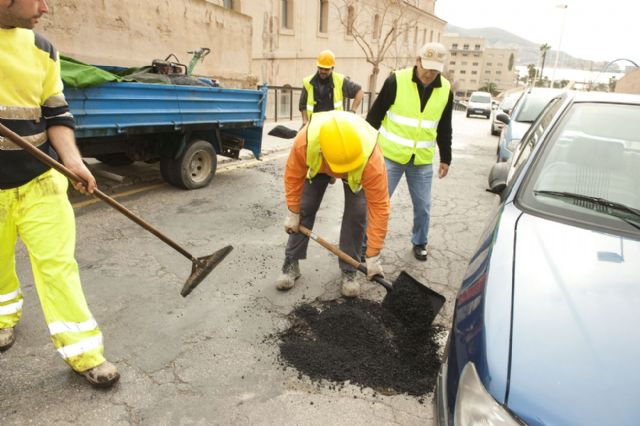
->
[496,88,563,162]
[436,91,640,426]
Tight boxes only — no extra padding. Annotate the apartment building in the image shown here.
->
[441,34,518,98]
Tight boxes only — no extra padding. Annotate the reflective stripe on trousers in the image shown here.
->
[0,169,105,372]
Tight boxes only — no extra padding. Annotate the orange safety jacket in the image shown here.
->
[284,127,390,257]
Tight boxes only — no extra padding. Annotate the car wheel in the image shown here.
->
[95,153,134,166]
[160,139,217,189]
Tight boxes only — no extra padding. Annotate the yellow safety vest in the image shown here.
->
[303,72,345,119]
[305,113,377,193]
[378,68,450,165]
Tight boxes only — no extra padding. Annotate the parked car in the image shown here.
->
[490,91,522,136]
[435,91,640,426]
[496,87,563,162]
[466,91,493,119]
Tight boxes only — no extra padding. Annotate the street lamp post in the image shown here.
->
[550,4,568,89]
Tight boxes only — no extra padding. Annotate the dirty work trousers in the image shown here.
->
[285,174,366,272]
[0,169,105,372]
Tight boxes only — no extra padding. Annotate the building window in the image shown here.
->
[319,0,329,33]
[471,79,477,83]
[471,70,477,75]
[430,30,434,42]
[422,28,427,44]
[452,43,458,49]
[461,61,467,65]
[449,61,456,65]
[497,63,504,67]
[347,5,355,36]
[472,62,479,66]
[496,71,502,74]
[451,52,457,56]
[486,62,492,66]
[474,44,481,50]
[281,0,293,29]
[463,44,469,50]
[462,53,468,57]
[223,0,234,9]
[460,70,466,74]
[485,70,491,74]
[373,14,381,39]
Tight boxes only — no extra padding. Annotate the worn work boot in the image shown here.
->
[275,258,301,291]
[0,327,16,352]
[80,360,120,388]
[340,270,360,298]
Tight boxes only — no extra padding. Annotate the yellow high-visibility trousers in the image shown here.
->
[0,169,105,372]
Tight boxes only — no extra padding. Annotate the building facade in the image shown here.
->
[442,33,518,98]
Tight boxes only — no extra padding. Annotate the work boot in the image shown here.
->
[275,258,301,291]
[0,327,15,352]
[80,360,120,388]
[413,244,428,261]
[340,270,360,298]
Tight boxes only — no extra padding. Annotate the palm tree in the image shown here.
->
[538,43,551,86]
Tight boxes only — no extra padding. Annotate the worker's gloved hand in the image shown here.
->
[284,210,300,234]
[365,254,384,280]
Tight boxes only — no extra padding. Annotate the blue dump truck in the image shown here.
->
[62,52,267,189]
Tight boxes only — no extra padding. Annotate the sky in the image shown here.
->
[435,0,638,64]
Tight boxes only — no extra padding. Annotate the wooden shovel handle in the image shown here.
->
[298,225,393,291]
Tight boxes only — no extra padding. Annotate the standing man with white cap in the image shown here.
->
[365,42,453,262]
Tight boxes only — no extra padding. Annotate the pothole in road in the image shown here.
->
[275,297,444,398]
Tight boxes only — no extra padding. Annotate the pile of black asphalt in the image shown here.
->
[276,279,443,397]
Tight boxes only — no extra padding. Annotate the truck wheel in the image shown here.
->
[160,139,217,189]
[95,153,134,166]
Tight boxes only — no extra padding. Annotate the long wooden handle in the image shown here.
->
[298,225,392,291]
[0,123,196,263]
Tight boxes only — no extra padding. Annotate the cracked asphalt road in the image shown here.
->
[0,112,498,425]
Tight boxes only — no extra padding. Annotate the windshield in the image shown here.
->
[525,102,640,228]
[470,94,491,104]
[515,92,559,122]
[501,93,521,111]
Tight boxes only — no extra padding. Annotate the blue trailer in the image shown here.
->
[64,76,268,189]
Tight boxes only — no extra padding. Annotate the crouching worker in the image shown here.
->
[275,110,390,297]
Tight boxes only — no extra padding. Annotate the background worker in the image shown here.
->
[365,42,453,262]
[299,49,365,126]
[0,0,119,387]
[275,111,389,298]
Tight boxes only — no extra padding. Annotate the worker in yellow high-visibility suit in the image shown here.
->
[0,0,119,387]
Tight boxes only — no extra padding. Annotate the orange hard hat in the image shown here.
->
[318,111,364,173]
[316,50,336,68]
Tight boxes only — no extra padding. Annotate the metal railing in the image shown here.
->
[263,85,377,122]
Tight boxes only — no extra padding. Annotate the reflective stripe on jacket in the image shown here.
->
[378,68,450,165]
[303,72,345,119]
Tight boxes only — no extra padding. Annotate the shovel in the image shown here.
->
[0,123,232,297]
[299,225,445,326]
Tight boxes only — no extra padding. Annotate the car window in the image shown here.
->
[470,94,491,103]
[520,102,640,232]
[507,97,563,183]
[515,93,558,123]
[501,93,520,111]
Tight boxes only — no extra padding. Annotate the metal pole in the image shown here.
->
[550,4,568,89]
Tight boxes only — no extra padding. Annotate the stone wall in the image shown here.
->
[39,0,256,88]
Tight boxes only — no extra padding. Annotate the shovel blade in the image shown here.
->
[181,245,234,297]
[382,271,445,326]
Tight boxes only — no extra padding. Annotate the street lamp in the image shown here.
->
[550,4,568,89]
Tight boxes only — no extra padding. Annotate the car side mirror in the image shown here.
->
[496,112,510,125]
[487,162,510,194]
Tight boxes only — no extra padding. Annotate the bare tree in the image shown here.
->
[538,43,551,87]
[334,0,417,106]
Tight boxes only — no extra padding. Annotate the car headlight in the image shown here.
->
[506,138,521,152]
[454,362,523,425]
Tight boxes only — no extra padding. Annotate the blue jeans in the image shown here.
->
[385,157,434,246]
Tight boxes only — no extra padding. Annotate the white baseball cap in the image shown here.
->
[418,42,448,72]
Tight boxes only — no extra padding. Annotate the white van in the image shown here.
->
[466,91,492,119]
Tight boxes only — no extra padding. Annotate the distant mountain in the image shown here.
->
[444,25,614,72]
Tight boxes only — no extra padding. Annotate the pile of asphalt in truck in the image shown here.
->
[277,294,443,396]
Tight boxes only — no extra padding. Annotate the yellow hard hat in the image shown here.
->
[316,50,336,68]
[318,111,364,173]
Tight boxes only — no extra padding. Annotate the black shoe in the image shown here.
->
[360,247,366,263]
[413,244,427,261]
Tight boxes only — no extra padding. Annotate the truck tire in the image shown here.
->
[95,153,134,166]
[160,139,217,189]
